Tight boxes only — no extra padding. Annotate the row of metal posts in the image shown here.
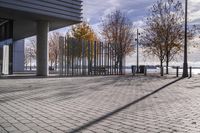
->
[59,37,124,76]
[158,66,192,77]
[176,66,192,78]
[160,66,192,77]
[132,66,192,78]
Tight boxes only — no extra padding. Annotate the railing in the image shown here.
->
[129,66,198,77]
[58,37,126,77]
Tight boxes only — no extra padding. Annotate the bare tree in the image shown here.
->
[24,47,29,70]
[49,32,61,70]
[141,0,194,74]
[24,37,36,70]
[101,10,135,74]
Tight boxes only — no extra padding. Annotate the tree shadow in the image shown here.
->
[69,77,182,133]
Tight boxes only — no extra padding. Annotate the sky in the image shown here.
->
[81,0,200,66]
[83,0,200,25]
[27,0,200,67]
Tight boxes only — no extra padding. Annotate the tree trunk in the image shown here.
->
[50,61,53,68]
[25,64,27,70]
[160,59,163,76]
[30,57,32,71]
[55,55,58,71]
[166,51,169,74]
[54,60,57,71]
[119,55,123,75]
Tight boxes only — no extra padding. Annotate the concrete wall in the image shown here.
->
[13,40,24,72]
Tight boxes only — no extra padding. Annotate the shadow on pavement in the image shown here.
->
[69,77,183,133]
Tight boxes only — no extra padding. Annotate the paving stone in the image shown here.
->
[13,123,30,132]
[0,126,8,133]
[20,119,32,124]
[36,130,50,133]
[56,126,69,131]
[81,130,95,133]
[44,126,58,131]
[25,123,38,129]
[49,122,62,127]
[24,130,37,133]
[9,130,22,133]
[0,76,200,133]
[32,126,46,132]
[4,126,18,132]
[1,122,12,128]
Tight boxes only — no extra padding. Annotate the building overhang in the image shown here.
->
[0,0,82,40]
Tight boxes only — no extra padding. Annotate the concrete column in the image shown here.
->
[2,45,9,75]
[36,21,49,76]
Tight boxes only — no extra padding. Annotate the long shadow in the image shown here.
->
[69,77,183,133]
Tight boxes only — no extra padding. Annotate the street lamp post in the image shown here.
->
[183,0,188,77]
[135,29,140,73]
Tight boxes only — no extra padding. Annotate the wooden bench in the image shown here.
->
[90,67,108,74]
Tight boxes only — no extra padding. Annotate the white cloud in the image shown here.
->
[82,0,200,66]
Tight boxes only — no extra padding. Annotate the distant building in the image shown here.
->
[0,0,82,76]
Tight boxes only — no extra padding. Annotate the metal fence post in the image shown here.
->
[131,66,135,76]
[161,67,164,76]
[144,66,147,76]
[64,37,67,76]
[88,40,91,76]
[59,36,65,76]
[190,66,192,78]
[71,39,74,76]
[176,66,179,77]
[59,38,126,77]
[94,41,97,76]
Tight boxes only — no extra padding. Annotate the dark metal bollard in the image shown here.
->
[131,66,135,76]
[144,66,147,76]
[176,66,179,77]
[190,67,192,78]
[161,67,164,76]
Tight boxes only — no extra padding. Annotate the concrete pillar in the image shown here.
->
[2,45,9,75]
[36,21,49,76]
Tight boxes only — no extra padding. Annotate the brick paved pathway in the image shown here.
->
[0,75,200,133]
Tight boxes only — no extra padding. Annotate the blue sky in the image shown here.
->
[81,0,200,66]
